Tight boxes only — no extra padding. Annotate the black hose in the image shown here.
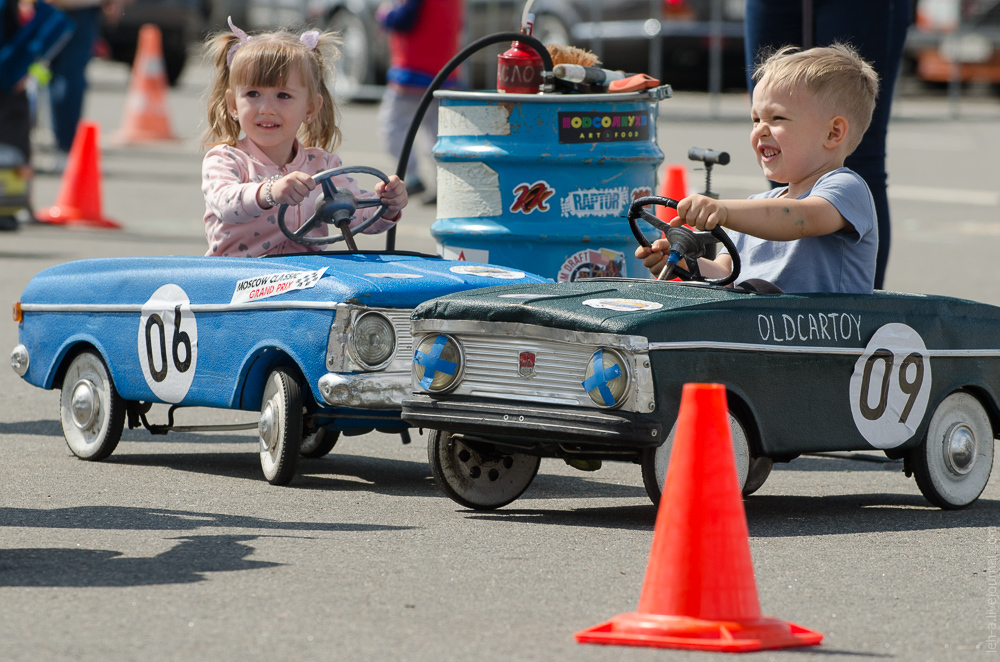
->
[385,32,554,251]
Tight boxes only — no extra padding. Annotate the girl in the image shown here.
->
[201,18,407,257]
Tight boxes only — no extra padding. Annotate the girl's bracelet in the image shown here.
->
[263,175,280,208]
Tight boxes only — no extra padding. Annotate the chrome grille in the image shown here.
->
[384,308,414,365]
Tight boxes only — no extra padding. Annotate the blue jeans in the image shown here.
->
[744,0,912,289]
[48,6,102,153]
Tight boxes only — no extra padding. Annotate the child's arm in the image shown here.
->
[635,241,733,280]
[675,194,851,240]
[203,147,273,224]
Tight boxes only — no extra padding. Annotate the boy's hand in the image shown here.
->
[635,237,674,278]
[676,194,728,231]
[376,175,407,222]
[261,172,317,208]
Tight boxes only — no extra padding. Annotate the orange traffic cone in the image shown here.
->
[655,164,688,224]
[114,24,176,144]
[575,383,823,652]
[36,121,120,229]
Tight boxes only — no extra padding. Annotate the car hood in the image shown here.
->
[19,253,549,309]
[412,279,996,348]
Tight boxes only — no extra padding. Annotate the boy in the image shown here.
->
[638,44,880,294]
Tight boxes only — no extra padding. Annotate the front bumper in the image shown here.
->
[317,372,409,409]
[402,395,662,448]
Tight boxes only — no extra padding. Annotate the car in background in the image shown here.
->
[245,0,745,100]
[101,0,212,86]
[905,0,1000,87]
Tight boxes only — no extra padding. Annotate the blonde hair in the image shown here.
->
[202,26,342,151]
[753,43,879,153]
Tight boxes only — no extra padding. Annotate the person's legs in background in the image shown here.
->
[48,6,102,169]
[377,83,430,196]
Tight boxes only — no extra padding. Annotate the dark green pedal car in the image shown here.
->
[402,196,999,510]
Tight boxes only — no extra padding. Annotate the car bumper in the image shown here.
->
[317,372,409,410]
[401,395,662,448]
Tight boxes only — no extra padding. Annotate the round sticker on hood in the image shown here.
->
[364,273,423,279]
[450,265,525,279]
[583,298,663,312]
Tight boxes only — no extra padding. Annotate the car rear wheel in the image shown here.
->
[59,351,125,461]
[427,430,540,510]
[258,368,303,485]
[300,427,339,459]
[327,9,372,95]
[911,392,994,509]
[641,411,764,506]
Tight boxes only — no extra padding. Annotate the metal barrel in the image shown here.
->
[431,89,667,282]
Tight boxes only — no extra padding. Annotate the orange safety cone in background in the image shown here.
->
[36,121,120,229]
[655,164,688,224]
[575,383,823,653]
[114,24,177,144]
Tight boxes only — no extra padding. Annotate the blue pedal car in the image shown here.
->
[9,166,547,485]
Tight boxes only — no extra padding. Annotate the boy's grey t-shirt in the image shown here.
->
[722,167,877,293]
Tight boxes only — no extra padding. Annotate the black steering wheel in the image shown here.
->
[627,195,740,287]
[277,165,390,251]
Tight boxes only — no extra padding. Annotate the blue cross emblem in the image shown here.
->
[414,335,458,390]
[582,349,622,406]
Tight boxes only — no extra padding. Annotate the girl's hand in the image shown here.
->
[259,172,317,209]
[375,175,407,221]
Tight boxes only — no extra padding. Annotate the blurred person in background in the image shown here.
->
[48,0,124,171]
[375,0,463,203]
[744,0,912,290]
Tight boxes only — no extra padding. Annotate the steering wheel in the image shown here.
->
[628,195,741,287]
[277,165,390,250]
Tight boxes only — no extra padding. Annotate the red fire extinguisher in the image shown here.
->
[497,13,543,94]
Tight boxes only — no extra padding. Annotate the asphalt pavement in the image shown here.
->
[0,58,998,661]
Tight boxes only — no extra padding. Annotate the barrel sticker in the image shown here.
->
[583,298,662,312]
[440,245,489,263]
[631,186,653,201]
[558,248,625,282]
[510,180,556,214]
[561,186,630,218]
[558,111,650,144]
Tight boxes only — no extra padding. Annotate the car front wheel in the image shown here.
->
[258,368,303,485]
[427,430,540,510]
[59,351,125,461]
[641,411,767,506]
[911,392,994,509]
[327,9,373,95]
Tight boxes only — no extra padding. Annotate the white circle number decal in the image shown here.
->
[138,284,197,403]
[849,323,931,449]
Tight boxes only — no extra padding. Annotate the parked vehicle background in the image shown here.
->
[101,0,212,86]
[245,0,747,100]
[905,0,1000,88]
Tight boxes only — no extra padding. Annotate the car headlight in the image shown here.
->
[583,348,630,408]
[413,333,463,393]
[351,312,396,370]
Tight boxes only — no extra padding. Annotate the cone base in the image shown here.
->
[575,612,823,652]
[36,206,121,229]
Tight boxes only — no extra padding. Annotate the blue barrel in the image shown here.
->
[431,88,668,282]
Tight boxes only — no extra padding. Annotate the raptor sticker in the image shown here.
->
[557,248,625,282]
[230,267,327,304]
[449,265,525,279]
[138,284,197,403]
[849,323,932,449]
[583,298,662,312]
[561,186,630,218]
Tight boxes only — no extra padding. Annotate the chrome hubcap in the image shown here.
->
[943,423,976,476]
[70,379,99,430]
[259,401,277,453]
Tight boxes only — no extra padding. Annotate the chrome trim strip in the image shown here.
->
[648,340,1000,358]
[412,319,649,352]
[20,301,345,313]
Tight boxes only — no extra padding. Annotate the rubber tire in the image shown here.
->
[641,412,759,506]
[258,368,303,485]
[911,392,995,509]
[327,9,373,92]
[427,430,540,510]
[300,428,339,459]
[59,351,125,461]
[742,456,774,496]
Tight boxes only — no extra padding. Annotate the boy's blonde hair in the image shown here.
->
[753,43,879,153]
[202,27,342,151]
